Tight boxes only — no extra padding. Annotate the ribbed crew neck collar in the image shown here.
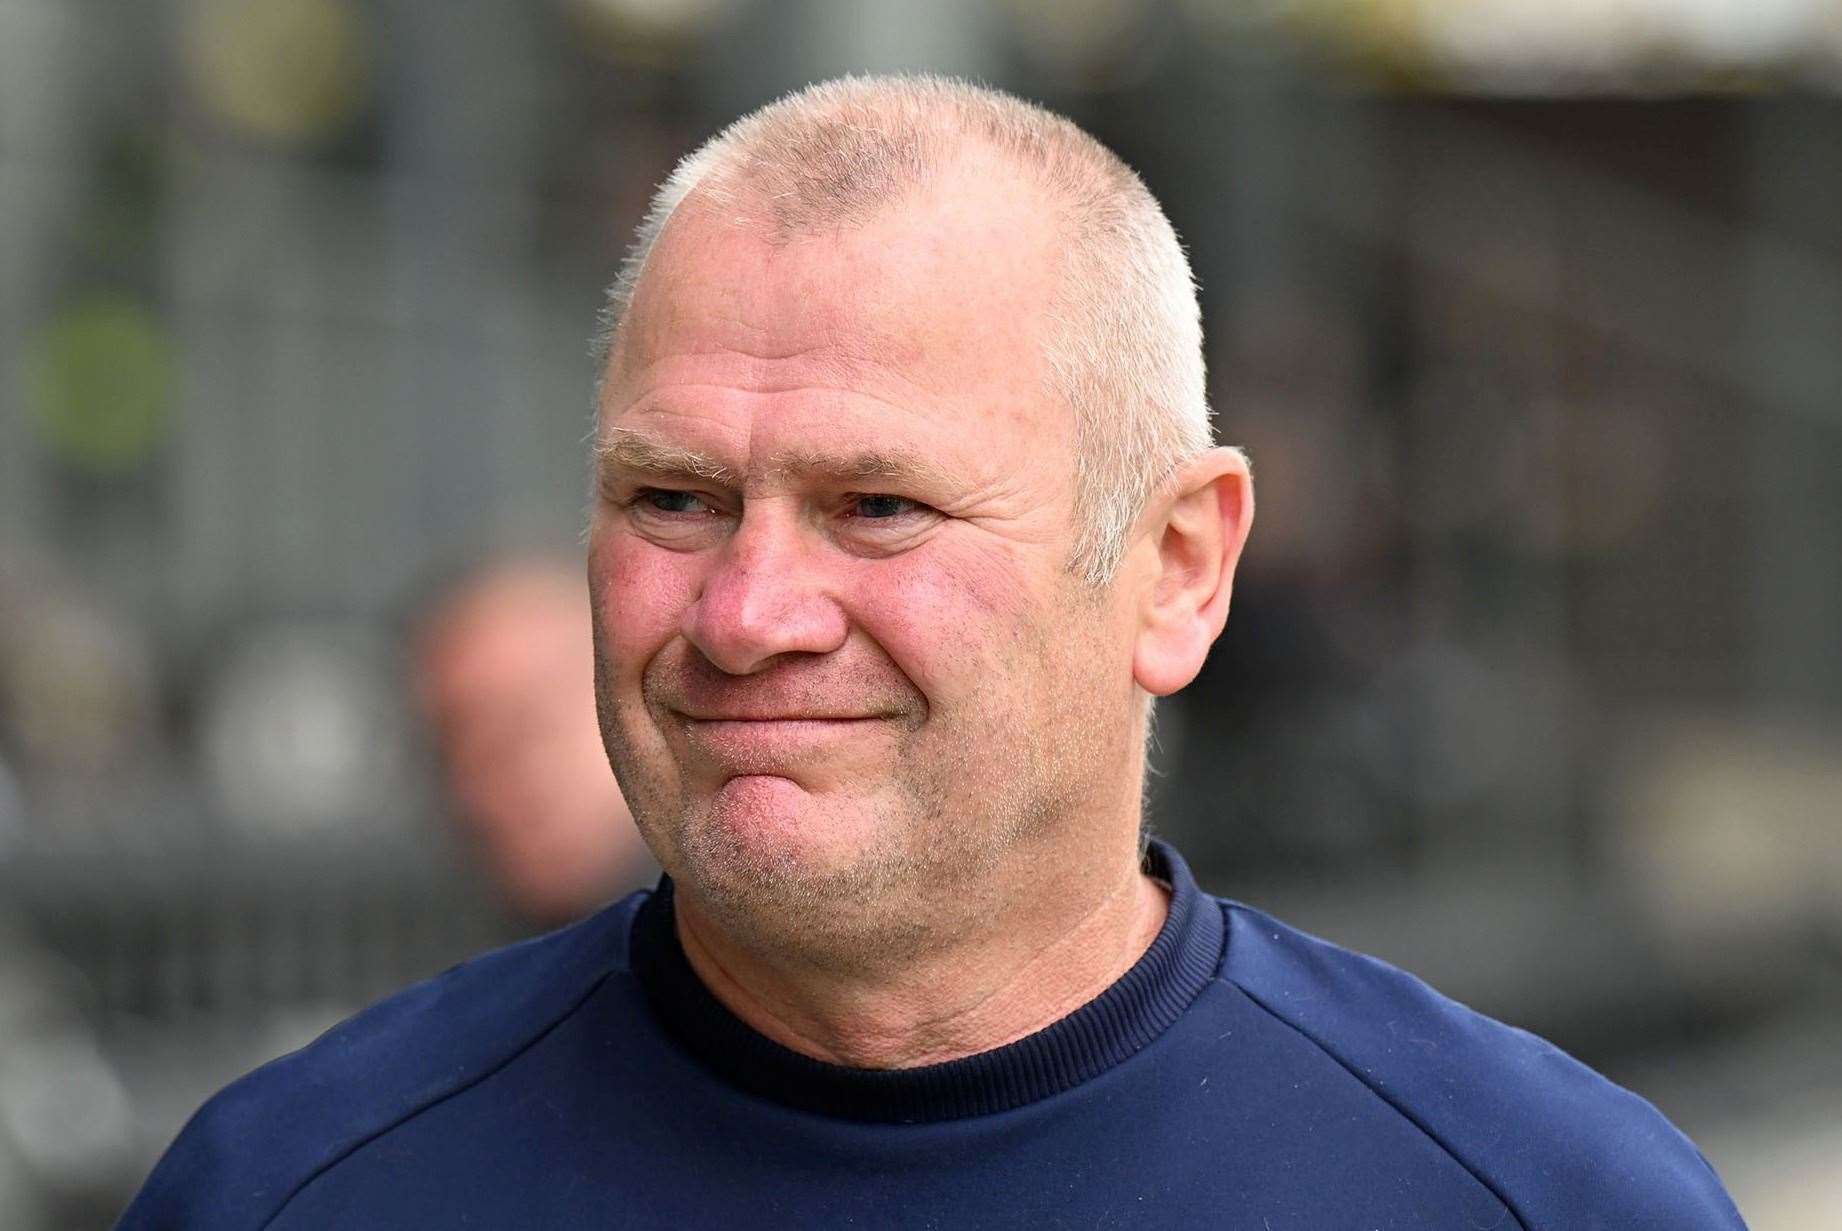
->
[628,839,1225,1123]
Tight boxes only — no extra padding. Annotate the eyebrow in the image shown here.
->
[596,429,957,492]
[763,446,956,489]
[595,430,736,484]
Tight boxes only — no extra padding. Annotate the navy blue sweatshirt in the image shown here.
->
[119,843,1745,1228]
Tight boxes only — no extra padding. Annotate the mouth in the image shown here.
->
[674,714,890,766]
[681,715,886,739]
[681,714,884,725]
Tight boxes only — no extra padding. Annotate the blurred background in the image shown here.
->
[2,0,1839,1226]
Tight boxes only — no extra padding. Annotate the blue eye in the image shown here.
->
[854,495,915,519]
[640,489,709,514]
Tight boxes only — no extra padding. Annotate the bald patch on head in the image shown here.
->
[606,193,940,404]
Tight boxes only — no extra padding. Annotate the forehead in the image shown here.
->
[605,163,1068,449]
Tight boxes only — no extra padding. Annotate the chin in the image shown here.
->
[685,780,882,882]
[666,781,940,945]
[654,765,1027,961]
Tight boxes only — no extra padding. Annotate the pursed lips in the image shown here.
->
[671,712,892,768]
[677,712,886,723]
[670,697,905,725]
[675,713,891,735]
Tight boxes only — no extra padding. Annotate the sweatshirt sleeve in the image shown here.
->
[1219,901,1750,1230]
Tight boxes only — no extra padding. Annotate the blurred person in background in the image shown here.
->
[119,76,1744,1229]
[412,555,653,926]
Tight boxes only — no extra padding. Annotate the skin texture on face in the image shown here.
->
[588,159,1152,979]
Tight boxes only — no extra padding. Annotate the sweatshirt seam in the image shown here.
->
[258,965,622,1229]
[1214,904,1529,1231]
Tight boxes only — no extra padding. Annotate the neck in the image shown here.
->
[671,839,1169,1069]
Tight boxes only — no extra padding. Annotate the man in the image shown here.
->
[120,76,1745,1228]
[413,555,653,925]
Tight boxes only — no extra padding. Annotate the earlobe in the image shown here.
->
[1131,448,1254,697]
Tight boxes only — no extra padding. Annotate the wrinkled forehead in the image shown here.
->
[615,210,893,386]
[607,163,1067,403]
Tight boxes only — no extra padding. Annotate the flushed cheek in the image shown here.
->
[846,541,1049,700]
[589,538,700,814]
[589,535,703,684]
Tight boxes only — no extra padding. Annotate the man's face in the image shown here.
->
[588,169,1147,951]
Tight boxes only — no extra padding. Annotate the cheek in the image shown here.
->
[589,531,700,681]
[847,539,1047,698]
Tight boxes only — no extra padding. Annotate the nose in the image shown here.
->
[681,506,848,675]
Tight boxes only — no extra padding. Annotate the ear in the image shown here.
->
[1132,447,1254,697]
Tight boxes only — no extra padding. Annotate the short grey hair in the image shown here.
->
[592,74,1215,584]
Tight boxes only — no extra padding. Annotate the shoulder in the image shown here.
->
[115,892,649,1231]
[1214,898,1746,1231]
